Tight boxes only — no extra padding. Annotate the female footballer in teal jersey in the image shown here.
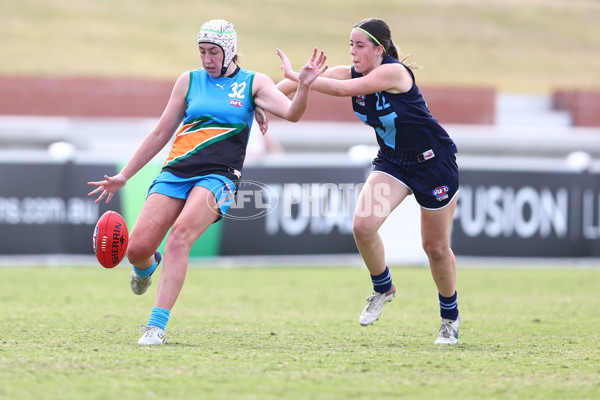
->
[277,18,461,344]
[88,19,328,345]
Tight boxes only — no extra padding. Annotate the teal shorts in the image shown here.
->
[147,171,237,221]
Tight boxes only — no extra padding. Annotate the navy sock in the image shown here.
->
[439,291,459,320]
[371,266,393,294]
[147,307,171,331]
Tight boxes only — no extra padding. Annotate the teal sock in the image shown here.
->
[133,258,157,279]
[147,307,170,331]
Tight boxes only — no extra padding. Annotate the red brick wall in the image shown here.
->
[0,75,496,124]
[421,85,496,125]
[275,86,496,124]
[552,89,574,111]
[553,89,600,127]
[0,76,173,118]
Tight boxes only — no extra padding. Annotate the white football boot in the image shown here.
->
[130,251,162,295]
[138,325,167,345]
[359,285,396,326]
[434,314,461,345]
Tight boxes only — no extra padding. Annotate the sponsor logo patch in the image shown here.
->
[433,185,450,201]
[418,149,435,162]
[229,168,242,179]
[228,99,243,107]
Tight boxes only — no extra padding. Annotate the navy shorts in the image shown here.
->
[372,154,459,210]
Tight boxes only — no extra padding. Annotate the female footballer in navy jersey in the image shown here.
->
[277,18,461,344]
[88,20,328,345]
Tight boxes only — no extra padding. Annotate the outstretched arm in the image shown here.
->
[276,65,351,96]
[87,72,189,203]
[279,49,410,96]
[253,48,328,122]
[276,49,350,96]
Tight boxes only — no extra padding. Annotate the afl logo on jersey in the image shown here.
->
[228,99,243,108]
[356,95,366,107]
[433,186,449,201]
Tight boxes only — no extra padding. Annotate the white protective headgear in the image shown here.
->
[198,19,238,76]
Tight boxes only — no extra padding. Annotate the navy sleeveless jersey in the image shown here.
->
[351,57,457,171]
[162,67,256,182]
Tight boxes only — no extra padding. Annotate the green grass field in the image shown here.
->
[2,0,600,92]
[2,2,599,398]
[1,265,598,400]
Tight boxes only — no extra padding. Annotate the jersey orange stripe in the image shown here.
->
[165,127,233,165]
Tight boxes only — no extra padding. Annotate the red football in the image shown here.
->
[93,211,129,268]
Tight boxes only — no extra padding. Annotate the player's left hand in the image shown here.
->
[255,106,269,135]
[297,48,328,87]
[87,174,127,204]
[277,48,298,82]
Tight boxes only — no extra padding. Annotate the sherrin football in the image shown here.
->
[93,211,128,269]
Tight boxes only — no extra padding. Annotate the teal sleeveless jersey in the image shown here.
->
[163,67,256,182]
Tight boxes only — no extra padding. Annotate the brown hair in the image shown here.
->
[354,18,421,70]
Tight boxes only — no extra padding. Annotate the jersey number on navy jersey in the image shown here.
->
[375,92,390,111]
